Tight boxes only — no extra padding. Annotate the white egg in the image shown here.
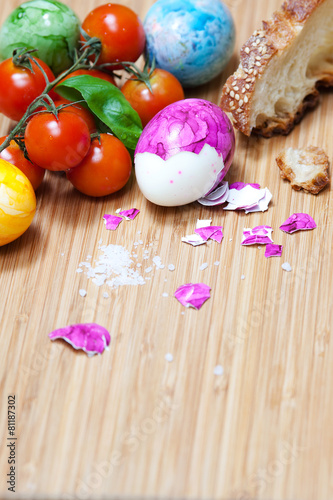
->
[135,143,224,207]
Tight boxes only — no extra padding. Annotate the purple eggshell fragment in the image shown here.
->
[174,283,211,310]
[279,213,317,234]
[195,226,223,243]
[241,225,274,246]
[119,208,140,220]
[135,99,235,183]
[265,244,283,258]
[49,323,111,357]
[229,182,260,190]
[103,214,123,230]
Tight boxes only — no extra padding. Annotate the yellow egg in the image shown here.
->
[0,159,36,246]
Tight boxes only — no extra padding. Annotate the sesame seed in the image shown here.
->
[253,69,258,75]
[244,95,249,103]
[225,87,230,94]
[231,80,237,87]
[244,47,250,54]
[237,108,243,113]
[246,78,252,82]
[245,84,250,90]
[255,39,260,45]
[230,90,235,98]
[262,46,267,54]
[229,100,235,106]
[256,61,261,67]
[242,88,246,93]
[255,56,261,60]
[239,99,244,107]
[248,68,254,74]
[235,94,240,100]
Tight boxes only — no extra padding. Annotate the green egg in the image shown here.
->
[0,0,80,75]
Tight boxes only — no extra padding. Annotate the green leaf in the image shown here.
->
[55,75,143,150]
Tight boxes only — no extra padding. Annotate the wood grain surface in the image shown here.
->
[0,0,332,499]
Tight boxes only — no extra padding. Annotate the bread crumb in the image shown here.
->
[276,146,329,194]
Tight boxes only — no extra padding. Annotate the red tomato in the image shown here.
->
[25,111,91,171]
[81,4,146,69]
[52,99,97,133]
[0,57,56,122]
[66,134,132,197]
[0,136,45,190]
[121,69,185,127]
[56,68,117,92]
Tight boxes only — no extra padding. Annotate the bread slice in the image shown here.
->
[220,0,333,137]
[276,145,330,193]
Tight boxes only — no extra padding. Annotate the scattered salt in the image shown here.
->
[241,275,245,280]
[165,353,174,362]
[78,244,146,289]
[162,292,169,297]
[103,292,109,299]
[79,289,87,297]
[214,261,220,266]
[76,268,83,273]
[168,264,175,271]
[145,267,152,273]
[200,263,208,271]
[282,262,292,272]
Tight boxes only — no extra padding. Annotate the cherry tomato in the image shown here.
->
[52,99,97,133]
[66,134,132,197]
[0,57,56,122]
[121,69,185,127]
[25,111,91,171]
[56,68,117,92]
[81,4,146,69]
[0,136,45,190]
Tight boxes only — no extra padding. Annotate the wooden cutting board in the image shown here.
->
[1,0,332,498]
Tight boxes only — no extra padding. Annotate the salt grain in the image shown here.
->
[165,353,174,362]
[153,256,165,269]
[162,292,169,297]
[145,267,153,273]
[200,263,208,271]
[214,261,220,266]
[168,264,175,271]
[214,365,224,376]
[241,275,245,280]
[282,262,292,272]
[79,289,87,297]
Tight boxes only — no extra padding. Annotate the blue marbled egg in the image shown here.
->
[144,0,235,88]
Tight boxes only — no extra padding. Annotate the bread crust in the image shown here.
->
[276,145,330,194]
[220,0,333,137]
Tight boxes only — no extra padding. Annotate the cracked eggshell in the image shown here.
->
[134,98,235,207]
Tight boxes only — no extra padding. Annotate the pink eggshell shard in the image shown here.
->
[195,226,224,243]
[279,213,317,233]
[49,323,111,357]
[119,208,140,220]
[135,98,235,184]
[242,225,274,246]
[174,283,211,310]
[103,214,123,230]
[197,181,229,206]
[229,182,260,190]
[224,184,272,213]
[265,244,283,258]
